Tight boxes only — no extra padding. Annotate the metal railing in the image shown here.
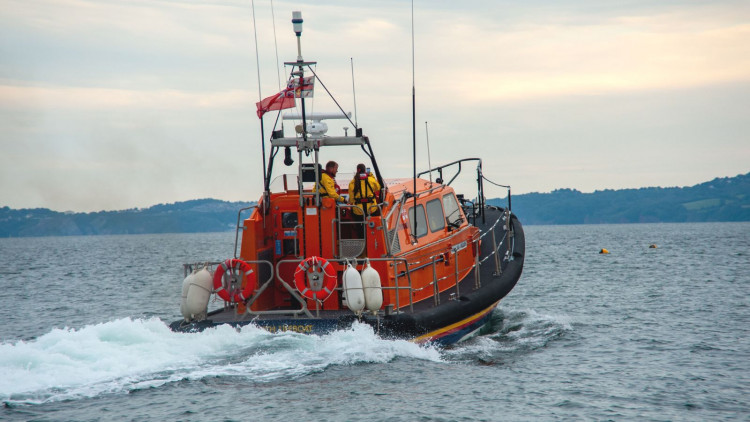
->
[183,259,275,314]
[187,203,512,320]
[233,206,258,259]
[274,256,414,315]
[417,158,485,224]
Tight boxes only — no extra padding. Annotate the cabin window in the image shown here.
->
[442,193,463,227]
[407,205,428,238]
[425,198,445,232]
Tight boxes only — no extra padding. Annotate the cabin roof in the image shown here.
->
[385,178,450,200]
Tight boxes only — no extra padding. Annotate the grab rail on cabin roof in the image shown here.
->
[416,159,514,223]
[417,158,485,224]
[418,157,481,186]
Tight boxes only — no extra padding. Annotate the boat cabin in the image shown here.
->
[231,128,482,319]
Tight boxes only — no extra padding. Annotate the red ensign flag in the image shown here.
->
[256,89,295,118]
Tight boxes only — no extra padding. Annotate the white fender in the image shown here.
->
[342,263,365,313]
[180,272,194,321]
[361,259,383,312]
[185,268,213,321]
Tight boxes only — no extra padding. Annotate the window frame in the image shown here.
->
[407,204,428,238]
[425,198,446,233]
[442,193,464,227]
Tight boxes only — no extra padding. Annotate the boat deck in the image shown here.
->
[172,206,524,344]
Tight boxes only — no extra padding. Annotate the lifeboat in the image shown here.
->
[169,11,525,345]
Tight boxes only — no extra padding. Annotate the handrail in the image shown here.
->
[395,254,446,278]
[410,183,448,200]
[183,259,276,315]
[480,171,513,212]
[477,208,511,269]
[276,256,417,313]
[416,158,485,224]
[417,157,481,186]
[183,210,512,319]
[383,195,407,256]
[233,206,258,258]
[333,202,367,258]
[183,259,274,288]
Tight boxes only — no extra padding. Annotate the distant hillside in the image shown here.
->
[490,172,750,225]
[2,173,748,237]
[0,199,255,237]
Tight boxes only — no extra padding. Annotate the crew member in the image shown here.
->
[316,161,345,203]
[348,163,381,217]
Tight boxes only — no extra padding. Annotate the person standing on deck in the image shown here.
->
[316,161,345,203]
[349,163,381,217]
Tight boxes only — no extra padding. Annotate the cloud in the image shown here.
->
[0,85,252,110]
[0,0,748,211]
[413,6,750,103]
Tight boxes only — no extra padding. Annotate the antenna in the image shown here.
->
[425,121,432,183]
[291,11,308,145]
[270,0,282,90]
[410,0,418,243]
[292,11,303,61]
[351,57,358,128]
[251,0,269,192]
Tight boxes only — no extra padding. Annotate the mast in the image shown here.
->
[285,11,321,208]
[292,11,308,145]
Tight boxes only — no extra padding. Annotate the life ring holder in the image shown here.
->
[213,259,257,303]
[294,256,337,301]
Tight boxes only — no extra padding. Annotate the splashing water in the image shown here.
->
[1,318,442,405]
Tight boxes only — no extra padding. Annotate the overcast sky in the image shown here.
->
[1,0,748,212]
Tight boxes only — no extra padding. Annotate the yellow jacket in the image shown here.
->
[316,172,345,202]
[348,173,381,216]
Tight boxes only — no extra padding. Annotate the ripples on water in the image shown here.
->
[0,223,748,421]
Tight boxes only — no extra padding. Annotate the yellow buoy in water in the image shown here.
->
[599,248,610,254]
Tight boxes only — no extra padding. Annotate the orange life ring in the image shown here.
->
[213,259,257,303]
[294,256,337,301]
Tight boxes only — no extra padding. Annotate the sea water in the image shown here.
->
[0,223,748,421]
